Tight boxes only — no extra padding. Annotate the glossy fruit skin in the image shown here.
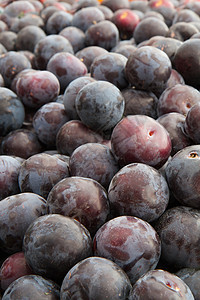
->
[47,176,110,236]
[125,46,172,95]
[63,76,96,120]
[157,84,200,117]
[23,214,93,283]
[129,269,194,300]
[18,153,69,199]
[157,112,192,156]
[59,26,85,53]
[71,6,105,32]
[133,17,169,45]
[46,52,88,92]
[0,88,25,137]
[34,34,74,70]
[45,11,73,34]
[33,102,70,148]
[56,120,104,156]
[75,81,125,133]
[69,143,119,189]
[0,192,46,254]
[90,52,128,89]
[1,129,44,159]
[0,156,21,201]
[76,46,108,72]
[155,206,200,270]
[2,275,60,300]
[122,88,158,119]
[0,51,32,88]
[111,115,172,168]
[85,20,119,51]
[60,257,132,300]
[0,252,32,291]
[93,215,161,284]
[165,145,200,208]
[184,103,200,144]
[176,268,200,300]
[173,39,200,89]
[108,163,169,222]
[16,70,60,109]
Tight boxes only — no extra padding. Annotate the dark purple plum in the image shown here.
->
[129,269,194,300]
[108,163,169,222]
[173,39,200,89]
[166,22,199,41]
[34,34,74,70]
[0,192,46,254]
[90,52,128,89]
[157,112,192,156]
[0,31,17,51]
[165,68,185,89]
[0,155,21,201]
[23,214,92,283]
[176,268,200,300]
[60,257,132,300]
[154,206,200,270]
[63,76,96,120]
[15,25,46,53]
[0,87,25,136]
[148,0,176,26]
[46,52,88,92]
[111,115,172,168]
[101,0,130,12]
[71,6,105,32]
[173,8,200,23]
[0,51,32,88]
[157,84,200,116]
[75,80,125,133]
[93,215,161,284]
[125,46,172,96]
[0,252,33,291]
[165,145,200,208]
[1,129,44,159]
[18,153,69,199]
[3,1,36,17]
[69,143,120,189]
[59,26,85,53]
[184,103,200,144]
[133,17,169,45]
[33,102,70,148]
[75,46,108,72]
[45,10,73,34]
[16,70,60,109]
[121,88,158,119]
[85,20,119,51]
[56,120,104,156]
[47,176,110,236]
[2,275,60,300]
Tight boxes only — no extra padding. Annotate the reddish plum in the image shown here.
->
[111,115,172,168]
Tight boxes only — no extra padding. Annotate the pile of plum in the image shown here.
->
[1,0,200,298]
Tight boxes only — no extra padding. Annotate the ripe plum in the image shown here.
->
[33,102,70,148]
[2,275,60,300]
[0,252,32,291]
[129,269,194,300]
[108,162,169,222]
[93,215,161,284]
[60,256,132,300]
[75,80,125,133]
[56,120,104,156]
[23,214,92,283]
[47,176,110,236]
[0,192,46,253]
[69,143,120,189]
[111,115,172,168]
[18,153,69,198]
